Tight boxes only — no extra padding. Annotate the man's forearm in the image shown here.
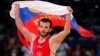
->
[63,6,73,34]
[15,13,24,31]
[14,4,24,31]
[64,14,71,34]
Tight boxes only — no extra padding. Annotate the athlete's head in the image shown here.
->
[38,18,52,37]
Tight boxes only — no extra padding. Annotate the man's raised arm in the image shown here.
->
[14,4,36,43]
[50,6,73,44]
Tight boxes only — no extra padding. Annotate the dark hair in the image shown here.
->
[39,18,52,28]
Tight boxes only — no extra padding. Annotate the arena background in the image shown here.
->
[0,0,100,56]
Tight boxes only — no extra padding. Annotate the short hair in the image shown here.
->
[39,18,52,28]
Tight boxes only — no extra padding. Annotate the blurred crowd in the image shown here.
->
[0,0,100,56]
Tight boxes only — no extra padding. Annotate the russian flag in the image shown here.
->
[10,1,95,49]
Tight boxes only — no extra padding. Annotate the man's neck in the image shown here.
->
[39,35,50,43]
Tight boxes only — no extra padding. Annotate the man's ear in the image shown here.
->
[49,28,52,32]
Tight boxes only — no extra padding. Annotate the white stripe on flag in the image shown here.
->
[10,1,71,18]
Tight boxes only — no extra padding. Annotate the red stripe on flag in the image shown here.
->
[79,26,95,38]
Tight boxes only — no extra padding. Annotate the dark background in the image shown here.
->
[0,0,100,56]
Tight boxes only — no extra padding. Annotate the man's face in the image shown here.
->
[38,21,51,37]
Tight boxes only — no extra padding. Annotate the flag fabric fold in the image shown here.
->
[10,1,95,50]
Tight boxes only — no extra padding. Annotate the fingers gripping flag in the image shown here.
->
[10,1,95,49]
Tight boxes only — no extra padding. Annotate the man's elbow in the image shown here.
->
[64,29,70,35]
[67,29,70,34]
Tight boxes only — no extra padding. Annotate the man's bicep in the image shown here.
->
[49,31,67,52]
[51,31,69,44]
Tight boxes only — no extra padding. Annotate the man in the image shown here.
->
[14,4,73,56]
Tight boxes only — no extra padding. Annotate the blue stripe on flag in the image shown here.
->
[71,17,80,33]
[20,7,38,23]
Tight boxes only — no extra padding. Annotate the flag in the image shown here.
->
[10,1,95,49]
